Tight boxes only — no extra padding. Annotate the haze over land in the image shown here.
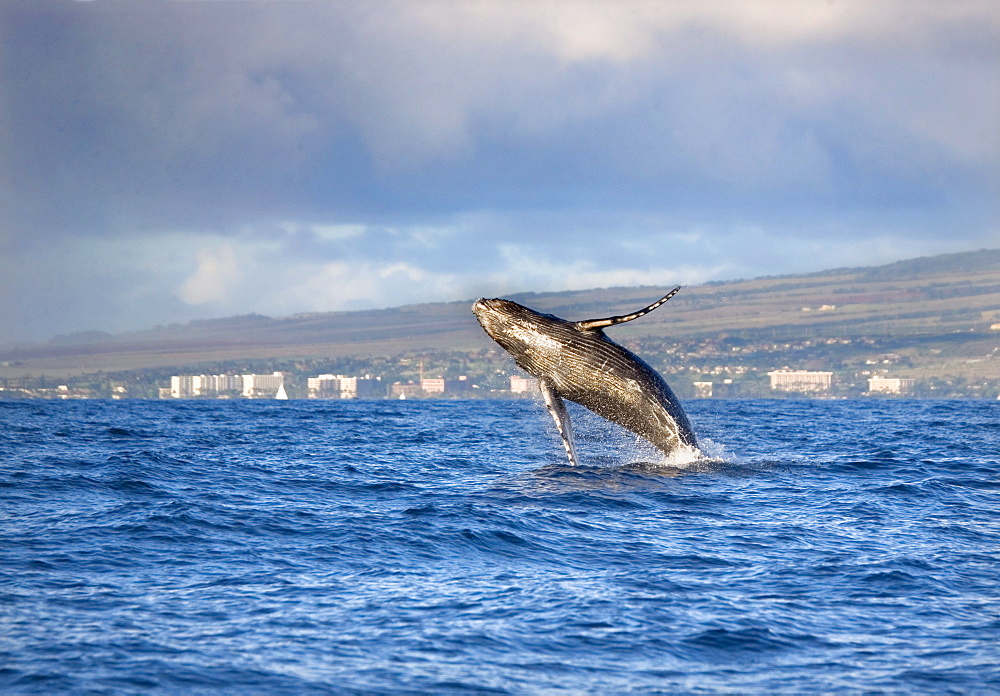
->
[1,250,997,401]
[2,1,998,344]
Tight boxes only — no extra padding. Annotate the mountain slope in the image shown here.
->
[2,249,998,376]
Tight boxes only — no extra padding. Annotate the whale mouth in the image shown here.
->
[472,299,494,331]
[472,298,500,317]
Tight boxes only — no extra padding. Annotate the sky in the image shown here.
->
[1,0,998,343]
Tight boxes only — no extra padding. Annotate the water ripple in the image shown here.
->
[0,399,997,693]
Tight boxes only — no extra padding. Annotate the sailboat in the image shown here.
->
[275,384,288,400]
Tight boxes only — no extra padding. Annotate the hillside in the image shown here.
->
[1,249,998,381]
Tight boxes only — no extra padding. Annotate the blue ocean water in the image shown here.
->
[1,398,998,694]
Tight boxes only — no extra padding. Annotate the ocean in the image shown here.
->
[1,398,998,694]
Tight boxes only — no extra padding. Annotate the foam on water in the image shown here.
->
[549,400,727,472]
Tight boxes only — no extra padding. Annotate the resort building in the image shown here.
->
[420,376,472,395]
[390,376,472,398]
[867,376,917,395]
[201,374,242,393]
[241,372,285,398]
[170,375,203,398]
[308,374,382,399]
[169,373,270,398]
[420,377,446,394]
[309,374,354,399]
[391,382,423,399]
[767,370,834,393]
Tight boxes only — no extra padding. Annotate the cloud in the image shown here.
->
[178,243,241,306]
[0,0,997,342]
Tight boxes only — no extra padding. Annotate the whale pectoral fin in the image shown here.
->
[540,380,579,466]
[575,286,682,331]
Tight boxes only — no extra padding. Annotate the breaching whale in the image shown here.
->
[472,287,697,466]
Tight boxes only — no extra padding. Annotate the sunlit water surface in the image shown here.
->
[1,399,998,694]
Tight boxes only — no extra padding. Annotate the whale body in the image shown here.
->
[473,288,697,465]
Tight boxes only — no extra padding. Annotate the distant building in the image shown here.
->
[168,373,246,398]
[309,374,351,399]
[308,374,383,399]
[768,370,833,393]
[391,376,471,398]
[420,377,446,394]
[693,379,739,398]
[170,375,203,398]
[169,372,332,399]
[56,384,91,400]
[419,376,472,396]
[201,374,242,393]
[391,382,423,399]
[867,376,916,395]
[510,375,542,394]
[242,372,285,398]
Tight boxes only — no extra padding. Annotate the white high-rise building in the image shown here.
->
[693,381,714,398]
[201,374,242,393]
[168,373,288,398]
[308,374,381,399]
[768,370,833,392]
[170,375,202,398]
[242,372,285,398]
[308,374,357,399]
[867,376,916,394]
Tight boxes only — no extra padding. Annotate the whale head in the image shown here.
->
[472,298,570,362]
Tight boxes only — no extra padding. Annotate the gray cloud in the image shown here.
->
[1,0,997,342]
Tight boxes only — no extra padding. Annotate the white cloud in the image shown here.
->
[1,0,997,342]
[251,258,462,314]
[490,243,729,295]
[178,242,241,306]
[304,0,1000,170]
[306,224,368,241]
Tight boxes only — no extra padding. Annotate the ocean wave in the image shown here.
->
[1,399,997,694]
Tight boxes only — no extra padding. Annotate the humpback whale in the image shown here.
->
[473,287,697,466]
